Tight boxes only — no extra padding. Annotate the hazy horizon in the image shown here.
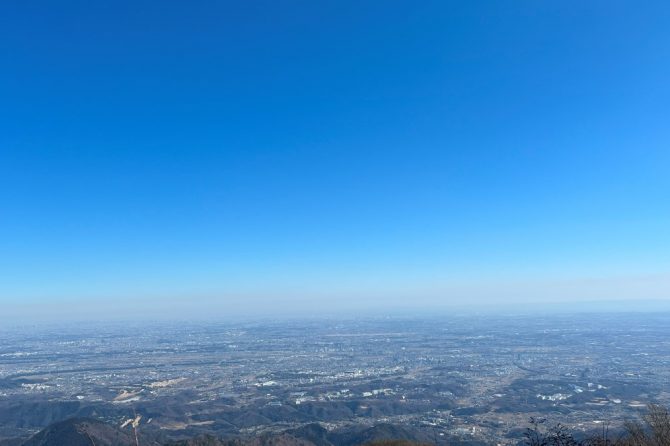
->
[4,296,670,325]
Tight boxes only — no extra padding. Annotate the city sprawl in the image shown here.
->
[1,313,669,443]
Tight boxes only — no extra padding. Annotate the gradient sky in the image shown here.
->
[1,1,669,319]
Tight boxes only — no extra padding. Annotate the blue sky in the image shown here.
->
[1,1,669,319]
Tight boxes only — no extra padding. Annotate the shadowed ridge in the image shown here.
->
[21,417,157,446]
[328,424,430,446]
[167,432,315,446]
[165,435,227,446]
[286,423,332,446]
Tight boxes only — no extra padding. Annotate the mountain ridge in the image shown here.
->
[12,418,433,446]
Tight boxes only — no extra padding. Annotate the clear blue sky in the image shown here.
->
[1,1,669,319]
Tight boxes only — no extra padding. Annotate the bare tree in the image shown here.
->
[620,405,670,446]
